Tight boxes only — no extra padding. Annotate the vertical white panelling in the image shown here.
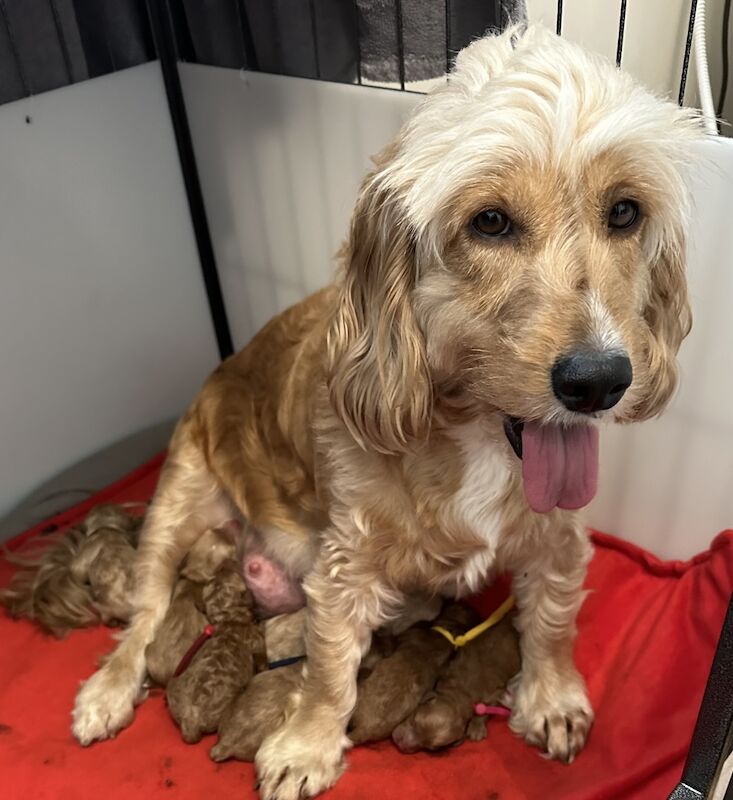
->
[180,64,419,347]
[0,63,219,517]
[527,0,731,117]
[182,64,733,559]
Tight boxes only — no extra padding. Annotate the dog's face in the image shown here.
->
[422,154,685,428]
[328,26,703,511]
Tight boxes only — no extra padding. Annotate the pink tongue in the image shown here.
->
[521,423,599,514]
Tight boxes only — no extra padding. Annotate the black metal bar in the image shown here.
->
[353,0,362,84]
[445,0,451,73]
[616,0,627,67]
[145,0,234,360]
[718,0,731,117]
[0,0,31,95]
[679,0,698,105]
[103,16,117,74]
[395,0,405,90]
[556,0,563,36]
[667,594,733,799]
[49,0,73,83]
[235,0,259,70]
[307,0,321,79]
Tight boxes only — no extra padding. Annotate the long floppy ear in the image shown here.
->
[327,175,432,454]
[637,231,692,418]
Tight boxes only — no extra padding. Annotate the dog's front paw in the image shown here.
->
[509,670,593,763]
[255,713,349,800]
[71,667,139,745]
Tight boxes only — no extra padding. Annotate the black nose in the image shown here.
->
[552,351,633,413]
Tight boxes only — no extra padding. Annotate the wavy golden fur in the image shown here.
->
[1,505,142,636]
[71,26,704,800]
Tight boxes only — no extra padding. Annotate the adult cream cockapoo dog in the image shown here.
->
[72,25,703,799]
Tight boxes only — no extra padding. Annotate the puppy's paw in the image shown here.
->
[255,714,349,800]
[71,667,139,745]
[466,715,487,742]
[509,670,593,763]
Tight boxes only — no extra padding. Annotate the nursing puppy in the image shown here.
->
[72,25,703,800]
[165,561,266,743]
[144,526,236,686]
[348,602,479,745]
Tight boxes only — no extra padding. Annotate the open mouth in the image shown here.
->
[503,417,524,459]
[503,416,599,514]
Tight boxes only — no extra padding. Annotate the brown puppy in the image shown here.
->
[145,527,236,686]
[166,562,266,743]
[211,630,397,762]
[392,615,520,753]
[211,662,304,763]
[347,602,480,745]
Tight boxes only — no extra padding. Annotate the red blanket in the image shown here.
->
[1,454,732,800]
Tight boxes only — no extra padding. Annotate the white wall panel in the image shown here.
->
[0,63,218,517]
[180,63,418,348]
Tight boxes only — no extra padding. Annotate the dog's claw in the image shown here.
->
[255,715,347,800]
[509,673,593,763]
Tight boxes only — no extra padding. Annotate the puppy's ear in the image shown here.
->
[637,231,692,418]
[327,174,432,454]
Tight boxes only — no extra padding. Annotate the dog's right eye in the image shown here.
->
[472,209,512,238]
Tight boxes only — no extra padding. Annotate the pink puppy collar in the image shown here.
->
[473,703,511,718]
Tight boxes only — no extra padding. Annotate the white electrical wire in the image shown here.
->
[693,0,719,134]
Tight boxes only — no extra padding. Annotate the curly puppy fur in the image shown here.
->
[348,602,480,744]
[1,505,141,636]
[72,26,704,797]
[392,614,520,753]
[165,562,266,743]
[144,526,238,686]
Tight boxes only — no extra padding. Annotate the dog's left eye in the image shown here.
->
[472,209,512,237]
[608,200,640,230]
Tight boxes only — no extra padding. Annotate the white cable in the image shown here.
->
[693,0,719,134]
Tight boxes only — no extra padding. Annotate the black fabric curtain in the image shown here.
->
[0,0,525,106]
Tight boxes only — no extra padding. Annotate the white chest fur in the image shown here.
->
[445,419,513,595]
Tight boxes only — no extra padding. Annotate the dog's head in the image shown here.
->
[327,26,704,512]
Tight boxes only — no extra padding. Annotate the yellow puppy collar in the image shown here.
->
[432,596,515,648]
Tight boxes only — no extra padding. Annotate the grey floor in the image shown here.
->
[0,420,175,542]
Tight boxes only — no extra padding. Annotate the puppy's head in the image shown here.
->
[327,25,704,512]
[392,694,467,752]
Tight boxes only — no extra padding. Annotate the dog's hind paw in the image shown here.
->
[71,667,139,745]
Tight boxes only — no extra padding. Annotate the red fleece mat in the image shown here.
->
[1,454,732,800]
